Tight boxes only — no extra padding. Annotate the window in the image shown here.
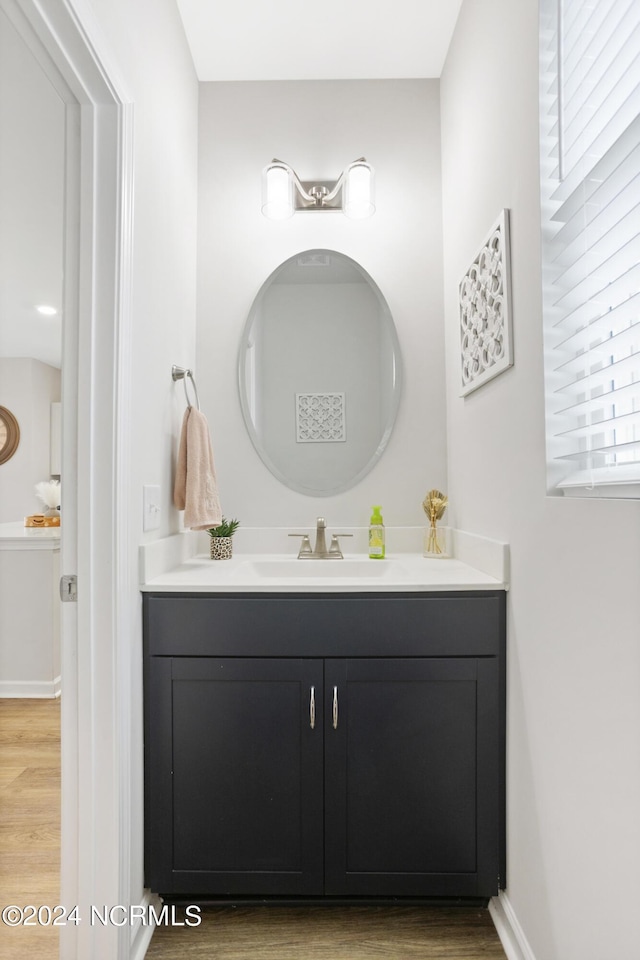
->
[540,0,640,497]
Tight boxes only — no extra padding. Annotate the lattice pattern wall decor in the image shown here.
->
[459,209,513,396]
[296,393,346,442]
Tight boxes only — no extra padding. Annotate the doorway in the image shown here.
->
[0,0,136,957]
[0,5,63,696]
[0,14,66,957]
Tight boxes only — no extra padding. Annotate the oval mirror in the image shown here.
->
[238,249,402,496]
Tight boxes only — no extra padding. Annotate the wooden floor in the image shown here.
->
[0,698,60,960]
[0,700,506,960]
[147,904,507,959]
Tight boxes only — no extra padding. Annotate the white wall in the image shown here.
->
[72,0,199,919]
[86,0,200,545]
[0,358,60,522]
[0,8,64,368]
[440,3,640,959]
[196,80,446,531]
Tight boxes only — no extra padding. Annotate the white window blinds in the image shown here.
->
[540,0,640,494]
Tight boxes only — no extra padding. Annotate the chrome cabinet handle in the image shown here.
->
[332,686,338,729]
[310,686,316,729]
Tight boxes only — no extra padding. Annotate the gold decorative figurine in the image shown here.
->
[422,489,449,557]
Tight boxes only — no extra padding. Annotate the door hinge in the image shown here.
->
[59,574,78,602]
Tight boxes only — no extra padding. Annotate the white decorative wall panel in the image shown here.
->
[296,393,346,442]
[459,209,513,396]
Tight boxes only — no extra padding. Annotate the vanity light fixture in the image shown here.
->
[261,158,375,221]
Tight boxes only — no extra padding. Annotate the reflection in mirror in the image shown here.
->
[238,249,402,496]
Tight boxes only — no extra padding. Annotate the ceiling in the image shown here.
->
[176,0,463,81]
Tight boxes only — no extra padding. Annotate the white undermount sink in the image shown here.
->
[234,558,402,579]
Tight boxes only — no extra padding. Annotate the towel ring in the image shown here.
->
[172,364,201,411]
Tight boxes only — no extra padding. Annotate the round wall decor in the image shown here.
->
[0,406,20,465]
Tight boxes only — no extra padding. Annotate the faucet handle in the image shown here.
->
[329,533,353,558]
[289,533,313,558]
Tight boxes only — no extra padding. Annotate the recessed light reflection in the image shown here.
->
[36,305,58,316]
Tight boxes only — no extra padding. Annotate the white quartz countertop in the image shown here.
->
[140,552,505,593]
[0,521,60,548]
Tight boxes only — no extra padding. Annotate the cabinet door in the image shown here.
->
[145,657,324,895]
[324,658,500,897]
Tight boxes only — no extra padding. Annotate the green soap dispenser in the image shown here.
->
[368,505,385,559]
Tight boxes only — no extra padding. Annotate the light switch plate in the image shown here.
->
[143,484,161,532]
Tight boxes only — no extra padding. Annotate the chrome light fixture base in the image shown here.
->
[262,158,375,220]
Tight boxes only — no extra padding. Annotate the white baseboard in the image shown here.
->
[489,892,537,960]
[54,674,62,697]
[129,890,163,960]
[0,679,59,698]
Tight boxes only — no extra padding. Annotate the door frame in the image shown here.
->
[0,1,137,957]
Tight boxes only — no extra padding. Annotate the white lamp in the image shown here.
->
[261,158,375,220]
[343,161,376,220]
[261,161,294,220]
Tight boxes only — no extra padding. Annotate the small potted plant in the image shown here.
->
[208,517,240,560]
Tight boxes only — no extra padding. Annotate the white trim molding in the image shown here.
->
[490,893,538,960]
[0,2,135,958]
[0,680,60,698]
[128,891,163,960]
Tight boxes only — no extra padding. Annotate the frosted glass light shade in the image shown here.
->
[262,162,294,220]
[343,161,375,219]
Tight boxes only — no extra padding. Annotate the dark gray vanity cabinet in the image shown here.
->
[324,656,500,897]
[146,655,325,896]
[143,592,506,901]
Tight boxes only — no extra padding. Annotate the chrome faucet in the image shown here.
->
[313,517,328,556]
[289,517,353,559]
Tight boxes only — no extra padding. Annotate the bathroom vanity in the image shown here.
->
[142,554,506,902]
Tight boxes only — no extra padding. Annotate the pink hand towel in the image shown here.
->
[174,407,222,531]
